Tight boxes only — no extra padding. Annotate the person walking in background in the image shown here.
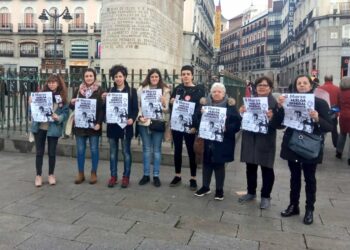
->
[169,65,205,190]
[238,76,284,209]
[70,68,104,185]
[194,83,241,200]
[137,68,170,187]
[30,74,69,187]
[318,74,340,147]
[104,65,138,188]
[279,75,332,225]
[336,76,350,165]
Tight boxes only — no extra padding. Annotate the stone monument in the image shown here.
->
[101,0,184,75]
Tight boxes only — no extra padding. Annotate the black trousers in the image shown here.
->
[172,130,197,177]
[288,161,317,211]
[202,160,225,191]
[331,117,338,148]
[246,163,275,198]
[34,129,59,176]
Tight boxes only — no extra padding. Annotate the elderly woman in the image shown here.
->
[194,82,241,200]
[336,76,350,165]
[238,76,284,209]
[279,75,333,225]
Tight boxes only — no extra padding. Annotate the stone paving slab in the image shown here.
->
[122,208,180,227]
[305,235,350,250]
[0,231,32,248]
[0,213,36,232]
[136,239,207,250]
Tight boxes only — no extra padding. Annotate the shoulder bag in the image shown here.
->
[288,130,323,160]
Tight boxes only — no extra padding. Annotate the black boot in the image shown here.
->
[281,204,300,217]
[303,210,313,225]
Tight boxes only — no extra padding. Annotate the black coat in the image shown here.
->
[240,94,284,168]
[106,83,138,140]
[280,97,333,164]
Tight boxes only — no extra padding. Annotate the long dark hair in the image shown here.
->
[141,68,168,89]
[42,74,68,104]
[83,68,97,84]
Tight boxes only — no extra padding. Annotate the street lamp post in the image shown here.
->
[39,7,72,73]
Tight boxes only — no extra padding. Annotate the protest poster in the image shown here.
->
[106,92,128,128]
[74,98,97,129]
[282,93,315,133]
[170,99,195,133]
[31,92,53,122]
[199,106,227,142]
[141,89,163,119]
[241,97,269,134]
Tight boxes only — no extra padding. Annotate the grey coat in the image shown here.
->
[240,94,284,168]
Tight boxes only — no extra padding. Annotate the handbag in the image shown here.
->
[65,111,74,136]
[193,136,204,164]
[288,130,323,160]
[149,119,166,132]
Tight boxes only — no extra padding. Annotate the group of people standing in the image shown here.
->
[30,65,338,225]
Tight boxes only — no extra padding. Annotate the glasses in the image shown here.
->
[256,84,270,88]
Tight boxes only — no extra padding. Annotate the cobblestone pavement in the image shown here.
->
[0,132,349,249]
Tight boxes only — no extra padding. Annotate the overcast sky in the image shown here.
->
[214,0,268,20]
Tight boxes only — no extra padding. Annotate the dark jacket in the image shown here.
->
[280,97,333,164]
[240,94,284,168]
[106,83,138,139]
[199,97,241,165]
[170,83,205,130]
[70,86,105,137]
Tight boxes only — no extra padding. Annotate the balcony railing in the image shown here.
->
[94,23,101,33]
[43,23,63,33]
[0,50,14,57]
[0,23,13,32]
[18,23,38,32]
[20,50,39,57]
[45,50,64,58]
[68,23,88,32]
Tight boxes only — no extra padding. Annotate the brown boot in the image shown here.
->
[89,172,97,184]
[74,172,85,184]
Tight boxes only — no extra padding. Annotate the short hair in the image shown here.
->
[210,82,226,94]
[181,65,194,75]
[293,74,313,93]
[324,74,333,82]
[109,64,128,78]
[254,76,273,89]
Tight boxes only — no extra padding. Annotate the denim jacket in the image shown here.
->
[31,104,69,137]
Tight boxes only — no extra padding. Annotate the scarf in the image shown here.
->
[79,82,99,98]
[206,95,228,108]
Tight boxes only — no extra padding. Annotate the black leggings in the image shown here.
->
[34,129,59,176]
[246,163,275,198]
[172,130,197,177]
[203,162,225,191]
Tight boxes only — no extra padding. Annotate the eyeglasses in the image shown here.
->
[256,84,270,88]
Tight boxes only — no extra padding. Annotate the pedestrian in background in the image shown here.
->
[104,65,138,188]
[137,68,170,187]
[336,76,350,165]
[318,74,340,148]
[30,74,69,187]
[279,75,333,225]
[238,76,284,209]
[194,82,241,200]
[70,68,104,185]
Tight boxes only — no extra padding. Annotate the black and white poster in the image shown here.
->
[141,89,163,120]
[106,93,128,128]
[170,99,195,133]
[199,106,227,142]
[282,93,315,133]
[242,97,269,134]
[75,98,97,129]
[31,92,53,122]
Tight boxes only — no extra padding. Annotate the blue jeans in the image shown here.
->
[109,137,132,178]
[76,135,100,173]
[138,125,164,177]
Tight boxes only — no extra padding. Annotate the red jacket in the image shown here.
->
[318,82,340,107]
[339,89,350,133]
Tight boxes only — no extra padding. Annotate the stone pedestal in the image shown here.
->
[101,0,184,74]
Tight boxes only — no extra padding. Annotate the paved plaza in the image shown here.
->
[0,132,350,249]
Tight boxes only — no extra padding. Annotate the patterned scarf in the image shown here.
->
[79,82,99,98]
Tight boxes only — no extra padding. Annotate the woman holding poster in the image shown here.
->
[194,83,241,200]
[30,74,69,187]
[70,68,104,185]
[136,68,170,187]
[239,76,284,209]
[279,75,332,225]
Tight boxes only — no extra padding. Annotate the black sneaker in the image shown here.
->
[194,186,211,197]
[189,179,197,191]
[336,151,342,159]
[214,189,224,201]
[169,176,182,187]
[138,175,150,185]
[153,177,161,187]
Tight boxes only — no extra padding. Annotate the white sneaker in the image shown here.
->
[35,176,42,187]
[48,175,56,185]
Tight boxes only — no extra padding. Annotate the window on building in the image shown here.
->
[342,24,350,38]
[70,40,88,58]
[74,7,84,28]
[20,42,38,57]
[49,7,58,28]
[24,7,34,28]
[0,41,14,56]
[0,7,10,28]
